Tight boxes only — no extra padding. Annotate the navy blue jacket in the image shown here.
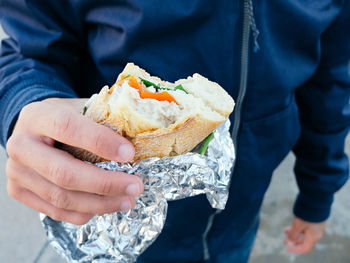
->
[1,0,350,261]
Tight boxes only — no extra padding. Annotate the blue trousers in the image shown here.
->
[136,218,258,263]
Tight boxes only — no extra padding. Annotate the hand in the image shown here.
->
[284,216,326,254]
[6,98,144,225]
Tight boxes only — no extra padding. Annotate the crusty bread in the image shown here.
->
[64,63,235,162]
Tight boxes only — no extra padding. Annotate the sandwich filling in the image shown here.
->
[84,73,225,138]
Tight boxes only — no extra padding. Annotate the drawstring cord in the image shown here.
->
[248,0,260,52]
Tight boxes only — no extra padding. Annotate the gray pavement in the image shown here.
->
[0,147,64,263]
[250,138,350,263]
[1,26,350,263]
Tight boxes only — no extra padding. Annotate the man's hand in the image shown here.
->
[6,98,144,225]
[284,216,326,254]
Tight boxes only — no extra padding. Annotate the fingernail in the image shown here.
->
[118,144,134,161]
[120,199,131,211]
[125,184,140,196]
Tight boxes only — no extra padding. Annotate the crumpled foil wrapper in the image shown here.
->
[40,120,235,263]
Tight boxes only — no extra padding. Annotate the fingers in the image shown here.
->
[19,101,134,162]
[284,217,326,254]
[6,98,142,224]
[7,159,136,214]
[285,230,317,254]
[285,220,303,242]
[7,180,94,225]
[284,222,308,252]
[7,136,144,196]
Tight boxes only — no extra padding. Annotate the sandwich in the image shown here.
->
[64,63,235,162]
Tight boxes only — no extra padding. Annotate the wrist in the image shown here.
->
[293,193,333,223]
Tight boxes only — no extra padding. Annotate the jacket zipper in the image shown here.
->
[201,0,254,260]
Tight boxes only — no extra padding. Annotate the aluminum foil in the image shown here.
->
[40,120,235,263]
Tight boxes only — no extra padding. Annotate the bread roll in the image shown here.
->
[64,63,235,162]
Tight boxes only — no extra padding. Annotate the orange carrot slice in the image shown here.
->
[140,91,179,104]
[128,76,140,90]
[110,75,178,104]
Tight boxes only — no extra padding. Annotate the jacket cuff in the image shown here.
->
[293,192,333,223]
[0,77,77,148]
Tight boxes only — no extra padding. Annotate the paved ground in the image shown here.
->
[250,137,350,263]
[0,27,350,263]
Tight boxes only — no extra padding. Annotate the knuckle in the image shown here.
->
[49,208,65,222]
[52,111,75,139]
[18,103,34,122]
[7,181,21,200]
[6,135,23,160]
[48,163,74,188]
[17,102,40,128]
[98,177,115,195]
[5,159,16,180]
[92,132,107,154]
[49,187,71,209]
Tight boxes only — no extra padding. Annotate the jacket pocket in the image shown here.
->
[242,94,300,159]
[235,94,301,196]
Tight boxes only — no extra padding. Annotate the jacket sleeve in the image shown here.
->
[292,2,350,222]
[0,1,83,147]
